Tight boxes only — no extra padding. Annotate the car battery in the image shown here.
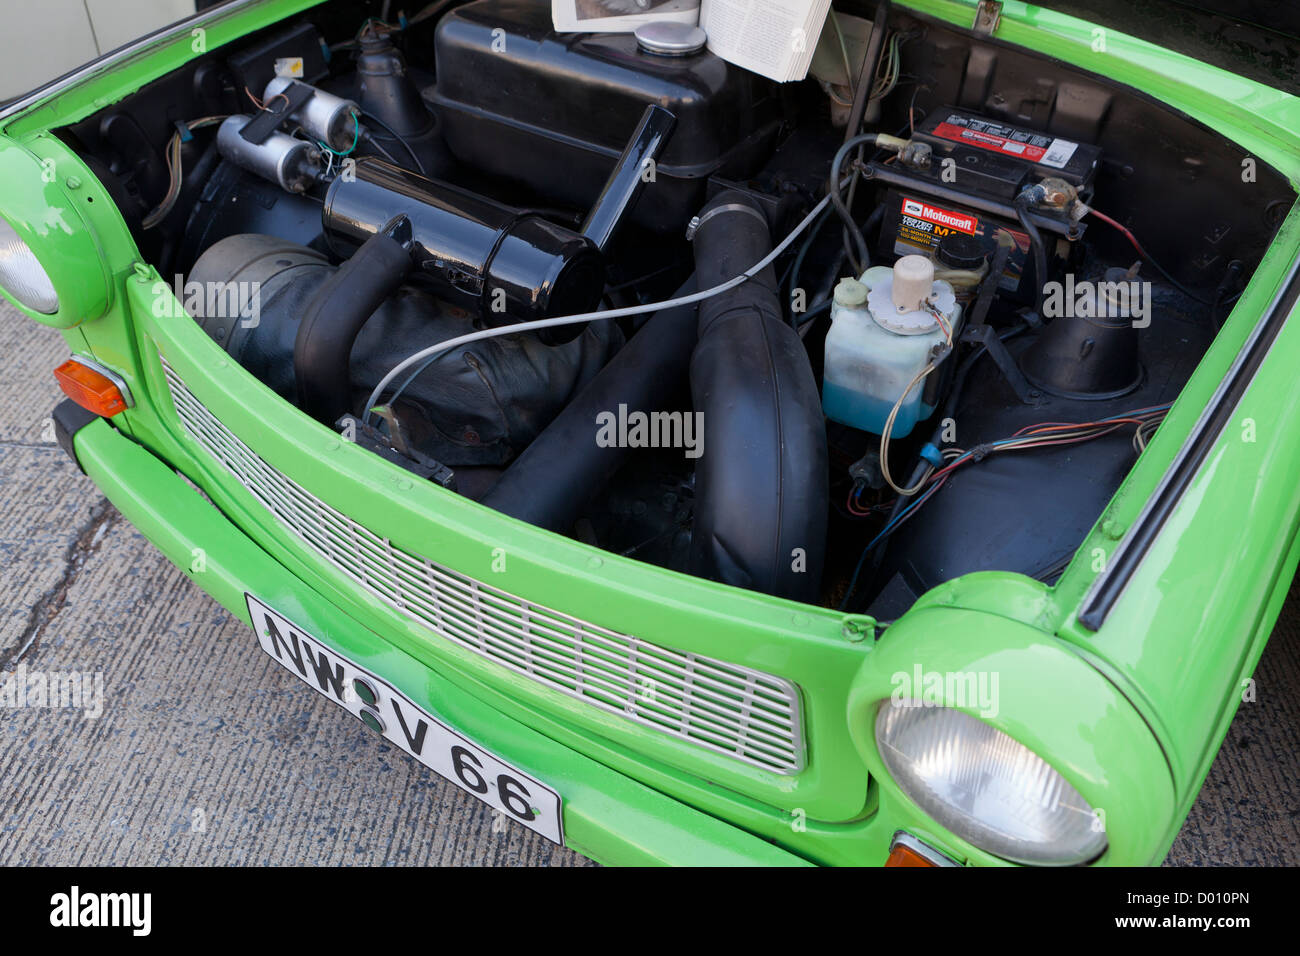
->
[875,109,1101,298]
[912,108,1102,197]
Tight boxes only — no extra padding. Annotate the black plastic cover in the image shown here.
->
[427,0,782,233]
[224,21,329,101]
[187,234,620,467]
[51,399,99,474]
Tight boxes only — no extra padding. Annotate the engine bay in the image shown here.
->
[61,0,1295,617]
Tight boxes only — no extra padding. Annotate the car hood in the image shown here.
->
[1025,0,1300,94]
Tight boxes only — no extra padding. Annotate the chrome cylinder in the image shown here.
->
[263,76,361,152]
[216,115,320,193]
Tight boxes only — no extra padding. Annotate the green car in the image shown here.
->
[3,0,1297,866]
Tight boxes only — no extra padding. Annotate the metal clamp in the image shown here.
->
[973,0,1002,35]
[685,202,768,241]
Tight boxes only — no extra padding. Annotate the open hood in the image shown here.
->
[1026,0,1300,93]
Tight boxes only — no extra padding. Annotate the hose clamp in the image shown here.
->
[685,202,768,241]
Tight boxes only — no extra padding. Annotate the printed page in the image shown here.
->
[700,0,831,82]
[553,0,702,34]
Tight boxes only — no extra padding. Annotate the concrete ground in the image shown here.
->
[1,302,1296,866]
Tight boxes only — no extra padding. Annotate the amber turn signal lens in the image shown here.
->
[885,842,938,867]
[54,359,128,417]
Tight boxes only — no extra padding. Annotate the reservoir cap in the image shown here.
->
[937,232,986,271]
[891,255,935,313]
[635,22,708,56]
[833,277,869,308]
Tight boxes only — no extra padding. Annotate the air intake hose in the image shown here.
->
[688,192,828,602]
[294,215,413,424]
[481,278,699,532]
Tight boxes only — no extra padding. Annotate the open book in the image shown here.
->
[552,0,835,83]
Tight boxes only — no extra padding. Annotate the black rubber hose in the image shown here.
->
[294,220,412,425]
[481,278,699,533]
[829,133,887,274]
[1015,195,1050,323]
[360,112,425,175]
[689,192,829,603]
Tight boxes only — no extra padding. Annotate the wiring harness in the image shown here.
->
[841,402,1173,608]
[141,115,228,229]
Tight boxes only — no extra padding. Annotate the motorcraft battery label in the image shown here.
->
[900,198,979,236]
[892,194,1029,292]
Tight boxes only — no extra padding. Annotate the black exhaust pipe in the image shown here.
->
[688,192,828,602]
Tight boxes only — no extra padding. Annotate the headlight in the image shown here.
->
[875,701,1107,865]
[0,216,58,314]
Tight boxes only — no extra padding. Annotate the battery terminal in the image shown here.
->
[898,140,933,170]
[1020,177,1089,221]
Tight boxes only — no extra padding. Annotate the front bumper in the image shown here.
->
[68,402,1180,866]
[69,414,811,866]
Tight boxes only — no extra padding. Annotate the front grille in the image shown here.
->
[161,356,805,773]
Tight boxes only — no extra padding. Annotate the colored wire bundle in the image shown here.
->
[825,12,856,106]
[918,403,1172,490]
[141,115,228,229]
[879,362,940,495]
[878,301,954,495]
[841,403,1172,609]
[870,31,905,101]
[317,109,361,159]
[1133,415,1163,453]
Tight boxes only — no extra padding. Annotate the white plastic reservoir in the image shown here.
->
[822,255,962,438]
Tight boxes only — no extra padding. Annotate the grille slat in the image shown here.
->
[161,357,805,773]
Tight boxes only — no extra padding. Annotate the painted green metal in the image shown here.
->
[0,138,112,328]
[2,0,1297,865]
[846,599,1177,865]
[70,415,812,867]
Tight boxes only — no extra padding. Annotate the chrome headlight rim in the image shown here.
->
[874,698,1109,867]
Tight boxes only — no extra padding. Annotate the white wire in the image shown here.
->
[362,192,835,423]
[880,361,937,496]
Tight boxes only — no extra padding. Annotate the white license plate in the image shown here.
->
[245,594,564,845]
